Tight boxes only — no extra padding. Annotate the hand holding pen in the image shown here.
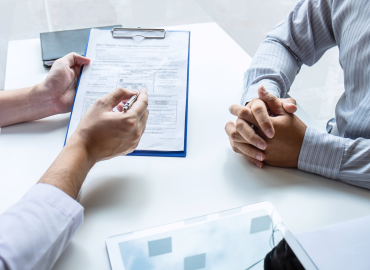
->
[117,88,144,112]
[123,93,139,112]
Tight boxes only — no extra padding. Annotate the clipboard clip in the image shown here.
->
[111,27,166,39]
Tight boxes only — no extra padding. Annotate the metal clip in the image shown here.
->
[111,27,166,39]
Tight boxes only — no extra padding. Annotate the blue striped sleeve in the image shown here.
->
[298,127,345,179]
[338,138,370,189]
[242,0,336,104]
[299,128,370,189]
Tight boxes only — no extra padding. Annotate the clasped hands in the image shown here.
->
[225,86,307,168]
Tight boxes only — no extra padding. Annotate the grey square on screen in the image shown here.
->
[184,253,206,270]
[250,215,271,234]
[148,237,172,257]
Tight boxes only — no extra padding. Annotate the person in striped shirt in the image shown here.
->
[226,0,370,189]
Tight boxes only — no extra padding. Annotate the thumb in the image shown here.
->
[282,98,297,114]
[257,85,285,115]
[60,52,91,67]
[104,87,138,109]
[71,53,91,66]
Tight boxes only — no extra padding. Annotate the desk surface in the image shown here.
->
[2,23,370,270]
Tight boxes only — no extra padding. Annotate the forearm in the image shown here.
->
[0,84,56,127]
[242,38,301,104]
[38,135,96,199]
[298,127,370,189]
[242,0,336,104]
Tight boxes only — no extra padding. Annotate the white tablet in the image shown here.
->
[106,202,317,270]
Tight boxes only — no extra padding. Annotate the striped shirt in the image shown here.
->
[242,0,370,189]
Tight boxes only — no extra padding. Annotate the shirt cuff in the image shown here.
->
[240,79,281,105]
[298,127,346,179]
[23,183,84,229]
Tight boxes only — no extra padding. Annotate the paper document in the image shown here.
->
[66,29,190,152]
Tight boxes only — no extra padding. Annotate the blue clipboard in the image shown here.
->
[64,28,190,158]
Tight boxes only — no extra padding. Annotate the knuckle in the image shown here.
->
[250,133,259,142]
[134,110,141,118]
[235,120,244,131]
[143,98,149,107]
[267,94,277,101]
[244,148,251,156]
[245,145,255,157]
[96,98,106,106]
[252,105,265,115]
[125,118,136,128]
[117,87,125,93]
[230,131,238,141]
[247,150,255,158]
[238,108,248,119]
[251,138,260,146]
[54,58,62,64]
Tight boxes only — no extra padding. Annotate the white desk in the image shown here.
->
[2,22,370,270]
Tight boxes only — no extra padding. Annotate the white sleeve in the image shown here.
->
[0,183,84,270]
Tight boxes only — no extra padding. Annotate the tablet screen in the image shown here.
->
[116,209,307,270]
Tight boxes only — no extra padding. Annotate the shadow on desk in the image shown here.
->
[53,240,90,269]
[79,174,149,216]
[0,114,70,135]
[224,150,370,200]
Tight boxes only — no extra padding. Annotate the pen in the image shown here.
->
[123,93,139,112]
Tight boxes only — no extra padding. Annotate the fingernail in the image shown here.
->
[257,142,266,150]
[265,129,274,138]
[256,154,263,161]
[255,163,262,168]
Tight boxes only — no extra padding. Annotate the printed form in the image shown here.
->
[66,29,190,151]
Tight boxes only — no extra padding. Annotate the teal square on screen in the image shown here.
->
[250,215,271,234]
[148,237,172,257]
[184,253,206,270]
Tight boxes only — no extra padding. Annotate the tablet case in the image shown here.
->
[40,25,121,67]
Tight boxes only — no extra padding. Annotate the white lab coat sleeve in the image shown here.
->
[0,183,84,270]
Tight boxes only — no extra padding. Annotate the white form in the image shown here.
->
[66,29,190,151]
